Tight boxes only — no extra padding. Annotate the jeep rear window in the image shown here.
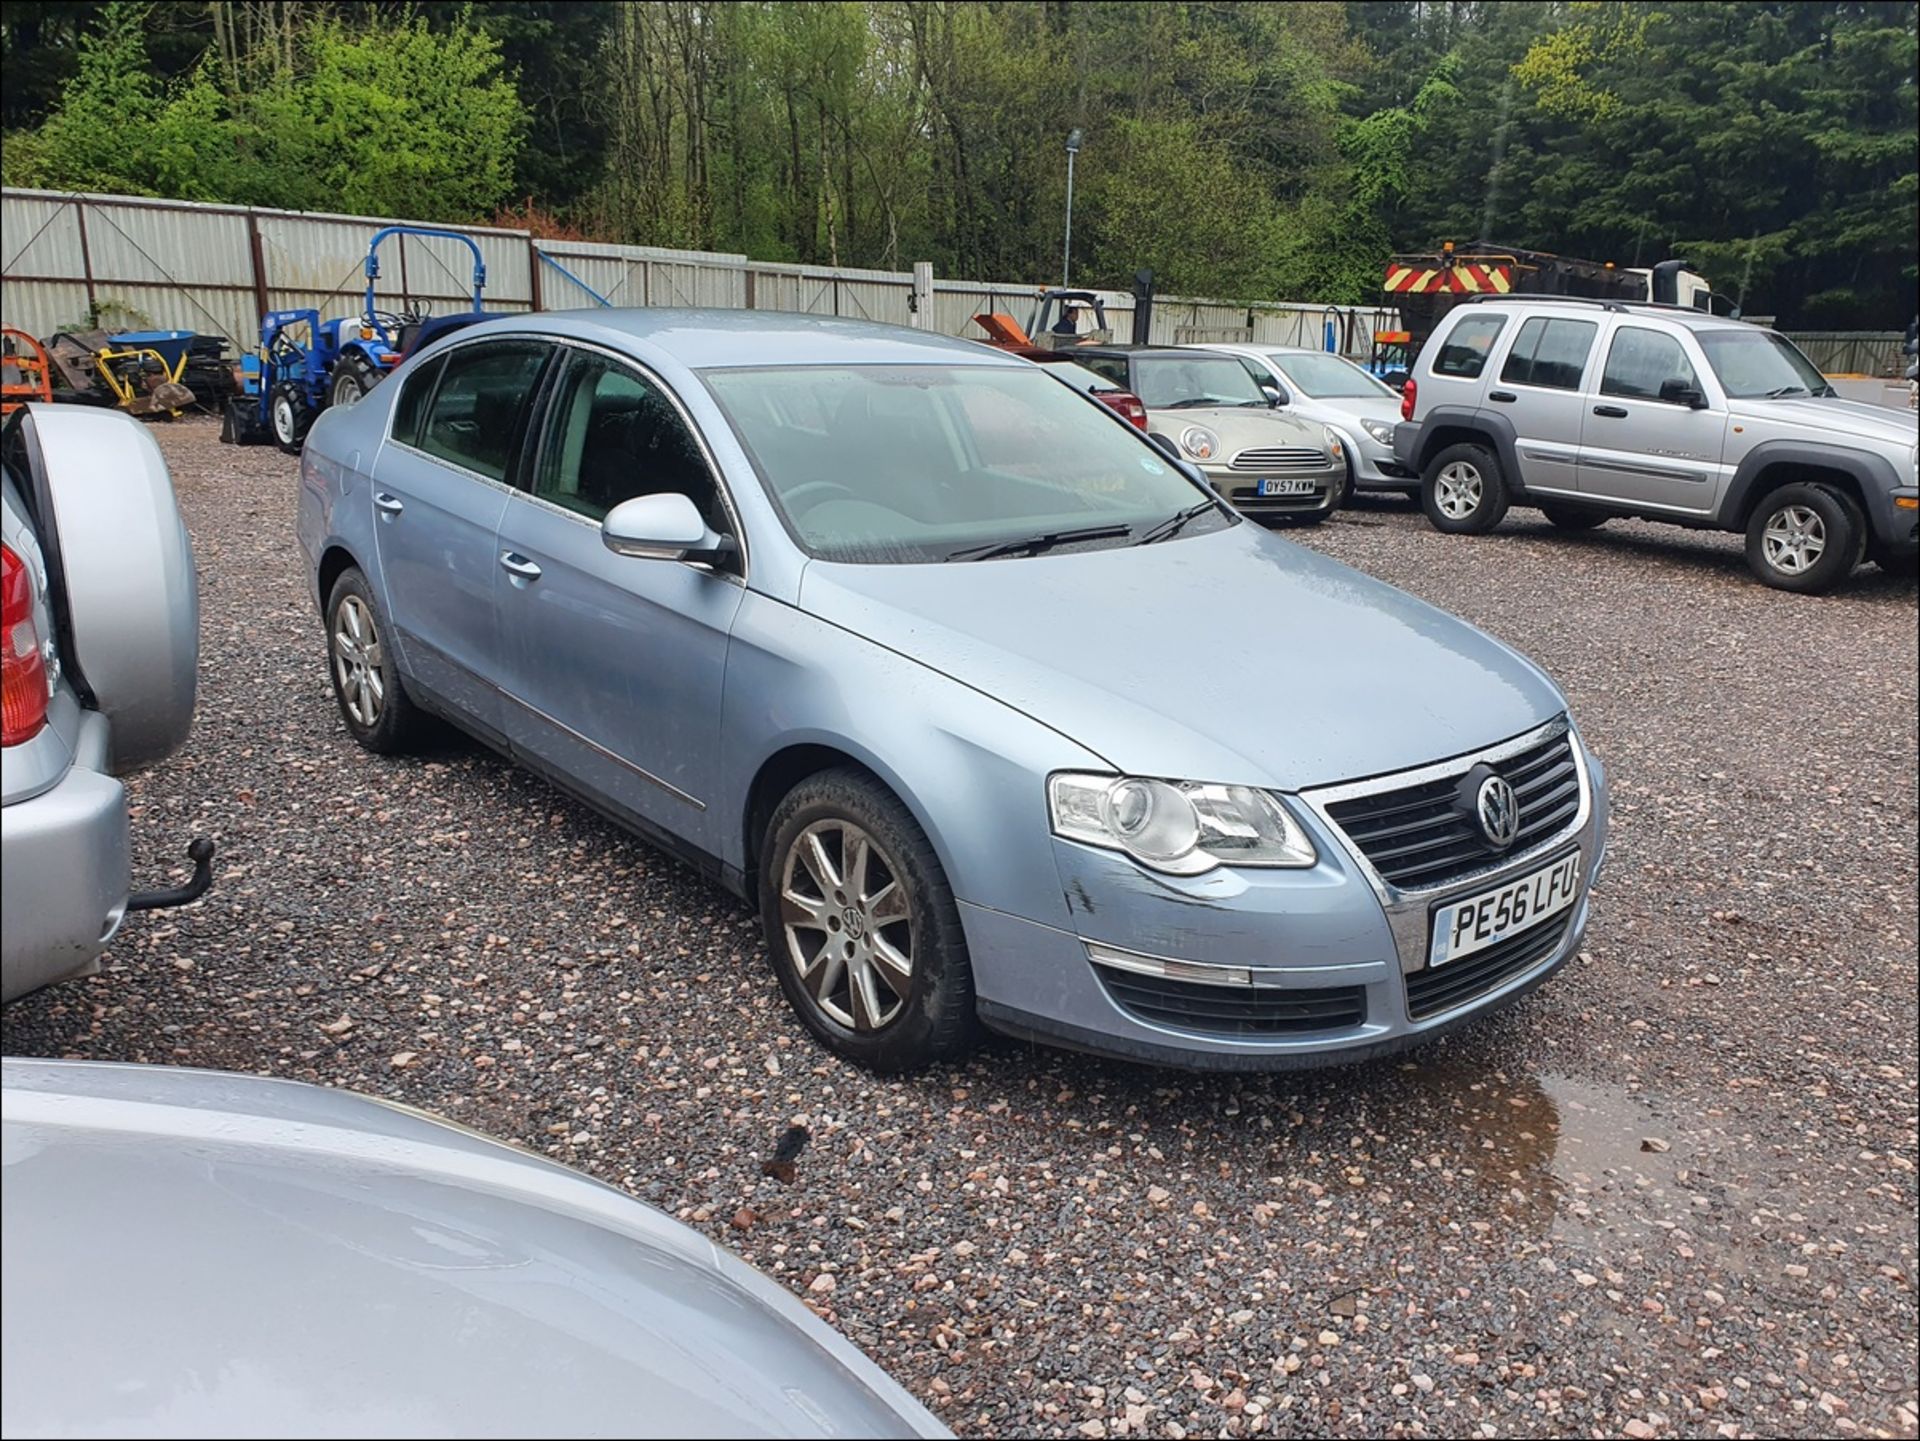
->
[1431,315,1506,378]
[1500,317,1598,391]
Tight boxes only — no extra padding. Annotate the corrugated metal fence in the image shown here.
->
[2,186,1389,357]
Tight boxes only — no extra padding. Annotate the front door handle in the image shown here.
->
[374,492,404,516]
[1592,405,1629,418]
[1487,390,1517,403]
[499,551,543,582]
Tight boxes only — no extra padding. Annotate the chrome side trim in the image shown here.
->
[1299,716,1593,975]
[495,687,706,811]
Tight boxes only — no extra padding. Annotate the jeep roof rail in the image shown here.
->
[1459,294,1631,313]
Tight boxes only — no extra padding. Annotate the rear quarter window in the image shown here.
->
[391,354,444,448]
[1431,315,1507,379]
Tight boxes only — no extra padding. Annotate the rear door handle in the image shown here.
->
[499,551,542,582]
[1487,390,1517,403]
[1591,405,1629,418]
[374,492,404,516]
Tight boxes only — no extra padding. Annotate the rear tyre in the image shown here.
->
[1540,502,1609,531]
[325,567,428,754]
[1744,483,1863,594]
[329,354,376,410]
[760,768,976,1073]
[1421,443,1509,534]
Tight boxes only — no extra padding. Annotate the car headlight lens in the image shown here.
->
[1360,418,1396,444]
[1180,425,1220,461]
[1321,424,1344,460]
[1048,773,1318,874]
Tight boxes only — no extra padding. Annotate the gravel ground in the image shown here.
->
[7,419,1916,1440]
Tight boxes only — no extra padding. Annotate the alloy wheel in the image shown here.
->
[1435,461,1483,519]
[1761,505,1826,575]
[780,819,914,1031]
[332,594,385,728]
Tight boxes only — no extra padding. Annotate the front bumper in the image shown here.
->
[1204,461,1344,519]
[965,724,1609,1070]
[1350,437,1417,490]
[1869,485,1918,558]
[1,712,130,1004]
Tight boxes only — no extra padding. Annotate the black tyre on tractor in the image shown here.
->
[329,353,378,410]
[269,383,312,455]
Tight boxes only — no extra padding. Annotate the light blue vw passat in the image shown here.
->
[295,310,1608,1073]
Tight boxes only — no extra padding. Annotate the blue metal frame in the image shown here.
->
[363,226,487,348]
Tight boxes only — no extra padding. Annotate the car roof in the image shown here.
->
[1453,298,1750,334]
[443,307,1024,370]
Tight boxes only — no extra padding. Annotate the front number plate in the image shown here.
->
[1257,478,1317,497]
[1427,852,1581,968]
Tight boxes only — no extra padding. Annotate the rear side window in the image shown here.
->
[391,354,444,447]
[1600,327,1699,401]
[1501,317,1598,391]
[1081,356,1130,389]
[418,342,550,482]
[1431,315,1506,378]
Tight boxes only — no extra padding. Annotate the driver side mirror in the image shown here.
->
[1659,378,1709,409]
[602,492,735,565]
[1261,382,1289,407]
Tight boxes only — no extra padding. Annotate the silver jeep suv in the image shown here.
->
[1393,298,1920,592]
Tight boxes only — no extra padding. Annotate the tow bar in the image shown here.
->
[127,838,216,913]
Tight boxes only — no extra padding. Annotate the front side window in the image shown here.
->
[1128,354,1268,409]
[1695,328,1832,399]
[1432,315,1506,378]
[1601,327,1700,402]
[534,351,727,533]
[701,363,1224,564]
[418,341,550,482]
[1500,317,1598,391]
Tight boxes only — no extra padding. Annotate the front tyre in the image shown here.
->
[1421,443,1509,534]
[325,567,428,753]
[760,769,976,1072]
[1745,483,1863,594]
[269,383,310,455]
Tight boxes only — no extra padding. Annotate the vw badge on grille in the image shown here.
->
[1476,775,1520,848]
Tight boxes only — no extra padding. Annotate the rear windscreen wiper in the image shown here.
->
[946,523,1134,562]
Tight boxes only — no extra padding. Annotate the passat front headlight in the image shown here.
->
[1180,425,1220,461]
[1048,773,1318,874]
[1321,424,1344,461]
[1360,418,1396,444]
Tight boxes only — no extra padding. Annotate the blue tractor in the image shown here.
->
[224,226,487,450]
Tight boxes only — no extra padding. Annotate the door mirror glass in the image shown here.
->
[1659,378,1708,409]
[1261,382,1286,406]
[602,491,732,563]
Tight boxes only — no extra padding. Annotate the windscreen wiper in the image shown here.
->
[1764,384,1810,398]
[1136,499,1219,545]
[946,523,1135,562]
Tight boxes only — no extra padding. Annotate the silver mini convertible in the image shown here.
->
[296,310,1609,1072]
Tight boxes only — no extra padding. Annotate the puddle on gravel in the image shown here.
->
[1391,1061,1689,1249]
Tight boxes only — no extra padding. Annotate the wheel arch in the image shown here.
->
[316,543,360,615]
[1414,405,1523,489]
[741,741,940,906]
[1723,445,1877,529]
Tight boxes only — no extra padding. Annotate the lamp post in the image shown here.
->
[1062,128,1083,287]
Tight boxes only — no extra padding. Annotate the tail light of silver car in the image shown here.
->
[2,542,51,746]
[1399,377,1417,422]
